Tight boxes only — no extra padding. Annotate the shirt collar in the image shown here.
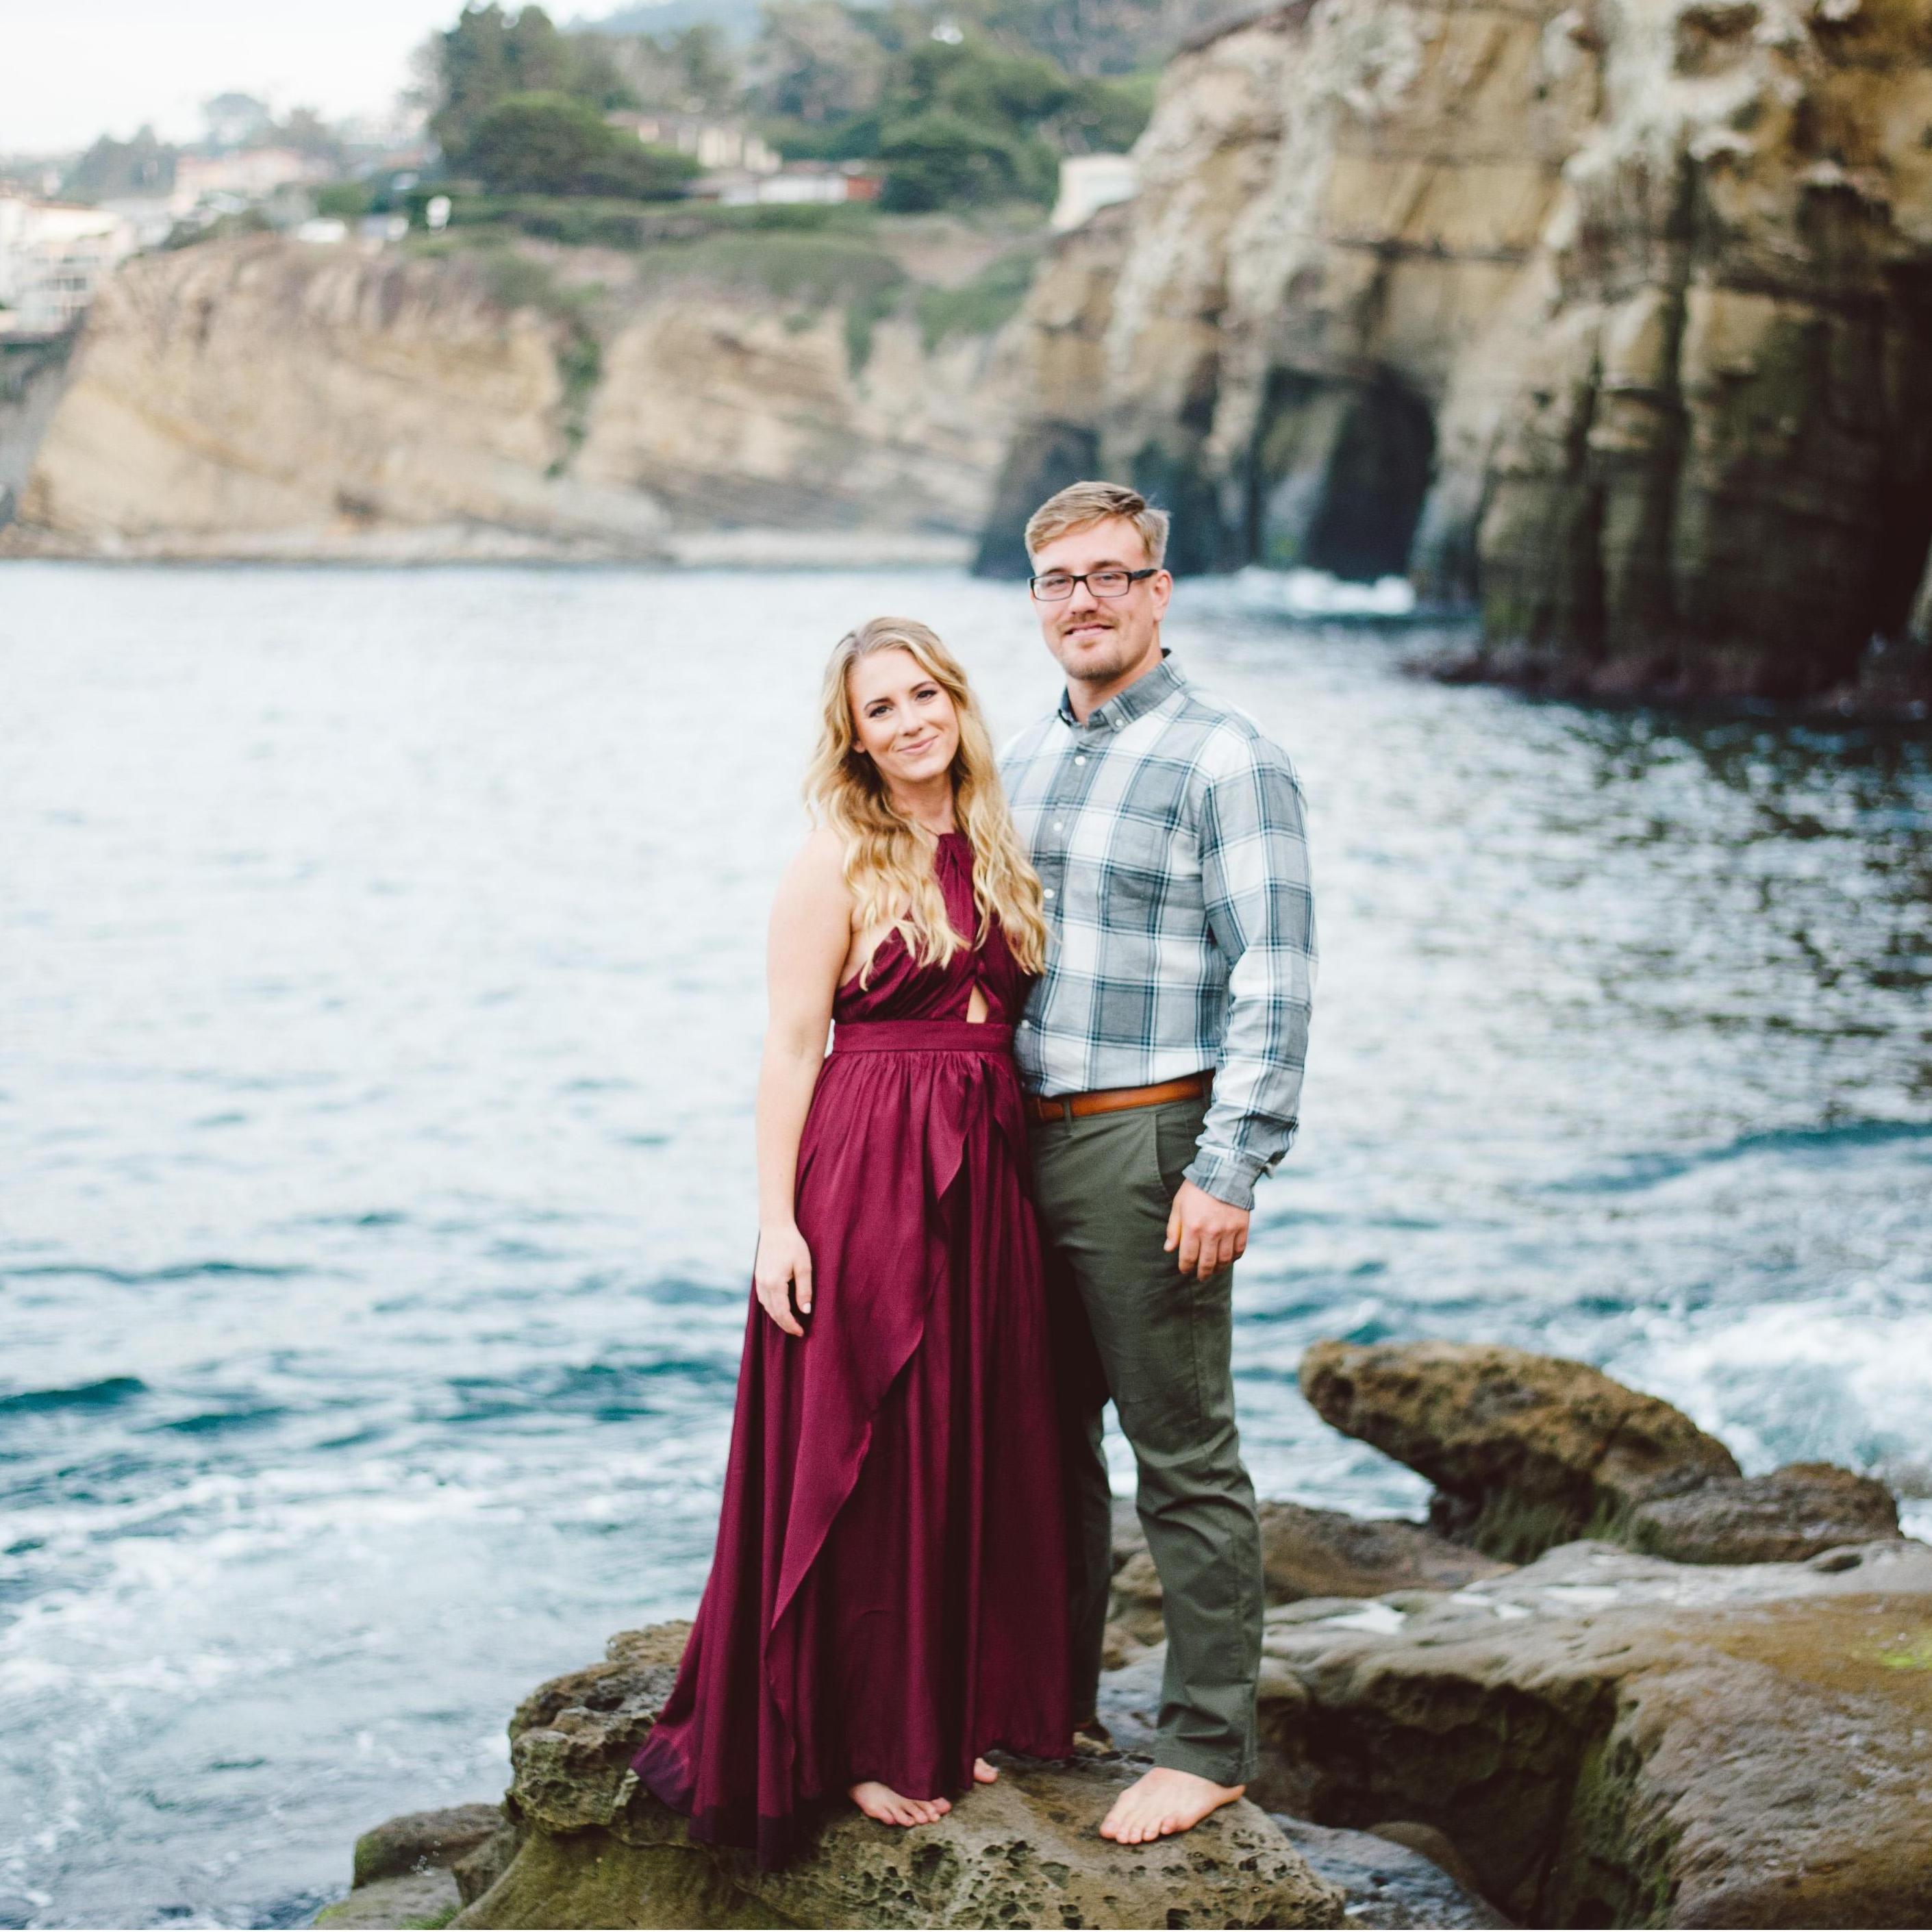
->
[1056,650,1183,733]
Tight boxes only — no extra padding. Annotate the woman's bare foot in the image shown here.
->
[1099,1767,1244,1844]
[973,1757,999,1784]
[849,1781,952,1827]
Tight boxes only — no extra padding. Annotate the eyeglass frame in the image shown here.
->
[1027,566,1161,602]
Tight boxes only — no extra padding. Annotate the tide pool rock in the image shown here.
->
[1626,1460,1903,1565]
[1111,1498,1514,1651]
[447,1620,1346,1930]
[313,1803,508,1929]
[1270,1816,1511,1930]
[1299,1340,1742,1558]
[1253,1538,1932,1927]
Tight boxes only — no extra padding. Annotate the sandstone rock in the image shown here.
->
[1254,1538,1932,1926]
[1299,1340,1740,1558]
[352,1805,507,1890]
[1626,1460,1903,1564]
[1272,1816,1511,1929]
[452,1827,522,1910]
[449,1620,1346,1929]
[313,1866,461,1929]
[3,230,1024,563]
[1112,1496,1514,1645]
[984,0,1932,704]
[1261,1499,1516,1600]
[973,202,1129,577]
[312,1803,509,1929]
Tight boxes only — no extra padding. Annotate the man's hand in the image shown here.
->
[1164,1179,1249,1279]
[753,1221,814,1335]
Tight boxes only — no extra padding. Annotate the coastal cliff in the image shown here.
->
[0,228,1027,564]
[981,0,1932,703]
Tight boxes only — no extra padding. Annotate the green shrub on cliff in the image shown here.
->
[432,3,636,159]
[463,93,699,199]
[877,109,1055,212]
[915,247,1036,347]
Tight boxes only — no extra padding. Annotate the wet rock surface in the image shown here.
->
[1110,1494,1513,1653]
[316,1346,1925,1928]
[1300,1339,1742,1558]
[312,1803,509,1929]
[1271,1817,1511,1929]
[1627,1459,1903,1564]
[1255,1538,1932,1927]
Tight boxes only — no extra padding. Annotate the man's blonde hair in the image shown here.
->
[1025,480,1170,570]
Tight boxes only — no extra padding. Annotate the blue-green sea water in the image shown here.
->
[1,564,1929,1927]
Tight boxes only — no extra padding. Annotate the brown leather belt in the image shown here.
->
[1029,1070,1212,1125]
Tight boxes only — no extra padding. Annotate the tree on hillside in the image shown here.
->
[892,34,1072,129]
[62,125,175,202]
[750,0,891,125]
[877,106,1053,210]
[432,4,637,164]
[610,23,741,114]
[463,91,699,197]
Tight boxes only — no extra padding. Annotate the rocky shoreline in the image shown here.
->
[312,1342,1929,1929]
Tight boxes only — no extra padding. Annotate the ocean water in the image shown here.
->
[1,563,1929,1929]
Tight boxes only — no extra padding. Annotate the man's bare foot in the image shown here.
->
[849,1781,952,1827]
[973,1757,999,1784]
[1099,1766,1245,1844]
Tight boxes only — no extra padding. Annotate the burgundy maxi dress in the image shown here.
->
[632,831,1074,1866]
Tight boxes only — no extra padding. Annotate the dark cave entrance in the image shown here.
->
[1251,369,1437,581]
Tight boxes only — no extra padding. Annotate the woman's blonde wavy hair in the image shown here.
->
[806,616,1049,979]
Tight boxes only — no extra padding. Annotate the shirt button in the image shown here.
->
[1044,887,1056,899]
[1075,755,1087,765]
[1053,821,1064,832]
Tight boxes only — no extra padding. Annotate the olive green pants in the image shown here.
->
[1027,1094,1264,1787]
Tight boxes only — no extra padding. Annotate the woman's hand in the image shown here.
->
[754,1221,814,1337]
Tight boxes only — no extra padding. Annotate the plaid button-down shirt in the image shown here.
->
[1000,654,1316,1211]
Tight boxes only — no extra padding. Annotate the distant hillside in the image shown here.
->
[575,0,1255,74]
[570,0,764,42]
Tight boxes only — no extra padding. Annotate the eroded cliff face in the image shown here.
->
[3,234,1023,562]
[985,0,1932,701]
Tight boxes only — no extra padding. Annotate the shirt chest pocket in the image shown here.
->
[1100,816,1200,919]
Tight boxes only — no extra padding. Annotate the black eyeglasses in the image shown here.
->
[1029,567,1159,602]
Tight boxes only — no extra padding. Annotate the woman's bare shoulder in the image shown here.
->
[774,825,853,913]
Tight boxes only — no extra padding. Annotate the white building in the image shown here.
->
[608,112,781,176]
[170,147,324,217]
[703,161,883,207]
[1051,153,1138,232]
[0,192,136,336]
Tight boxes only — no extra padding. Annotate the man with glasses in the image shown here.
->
[1000,480,1316,1845]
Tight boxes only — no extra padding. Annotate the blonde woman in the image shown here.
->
[631,618,1075,1865]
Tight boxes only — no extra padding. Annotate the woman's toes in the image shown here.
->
[973,1757,999,1784]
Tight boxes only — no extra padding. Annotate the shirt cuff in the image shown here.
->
[1182,1143,1269,1212]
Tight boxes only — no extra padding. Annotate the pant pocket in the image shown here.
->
[1152,1099,1209,1199]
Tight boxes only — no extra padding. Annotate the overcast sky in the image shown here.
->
[0,0,477,153]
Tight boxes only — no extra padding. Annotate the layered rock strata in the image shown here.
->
[983,0,1932,702]
[3,233,1022,563]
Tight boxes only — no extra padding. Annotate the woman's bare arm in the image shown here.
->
[752,827,853,1336]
